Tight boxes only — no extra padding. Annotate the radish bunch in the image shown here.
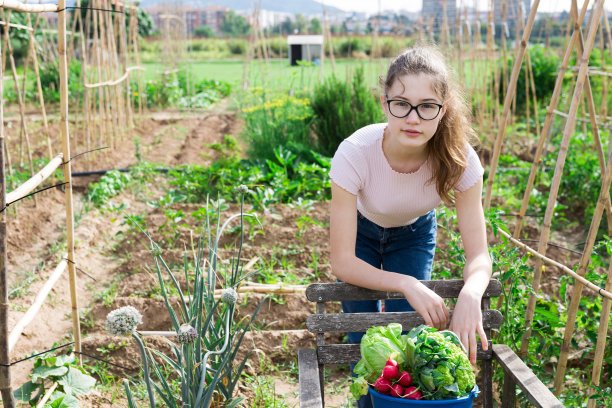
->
[372,358,423,400]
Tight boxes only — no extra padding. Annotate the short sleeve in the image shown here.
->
[454,145,484,192]
[329,140,367,195]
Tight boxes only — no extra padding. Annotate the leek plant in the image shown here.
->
[107,186,265,407]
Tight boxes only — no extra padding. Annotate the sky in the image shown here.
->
[316,1,598,14]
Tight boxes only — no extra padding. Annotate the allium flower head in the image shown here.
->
[105,306,142,337]
[221,288,238,305]
[236,185,248,194]
[177,324,198,345]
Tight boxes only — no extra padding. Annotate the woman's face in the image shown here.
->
[381,73,446,152]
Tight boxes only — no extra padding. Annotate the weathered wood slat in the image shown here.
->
[492,344,564,408]
[298,349,323,408]
[305,279,502,302]
[306,310,503,333]
[316,343,493,365]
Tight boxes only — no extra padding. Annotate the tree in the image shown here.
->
[220,10,250,36]
[309,18,321,34]
[294,13,308,34]
[194,25,215,38]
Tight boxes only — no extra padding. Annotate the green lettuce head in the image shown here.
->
[353,323,408,384]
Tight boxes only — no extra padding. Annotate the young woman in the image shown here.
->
[329,47,492,393]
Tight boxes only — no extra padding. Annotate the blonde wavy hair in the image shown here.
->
[379,46,478,205]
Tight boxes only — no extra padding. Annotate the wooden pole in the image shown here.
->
[483,0,540,210]
[5,19,36,206]
[58,0,82,359]
[9,259,68,351]
[512,0,590,240]
[27,14,52,161]
[0,22,15,406]
[552,0,610,394]
[518,0,605,360]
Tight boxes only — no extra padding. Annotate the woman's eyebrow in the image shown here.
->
[390,96,440,103]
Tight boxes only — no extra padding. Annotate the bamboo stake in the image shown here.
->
[512,0,591,241]
[322,9,335,74]
[102,0,118,149]
[78,3,92,167]
[496,229,612,300]
[58,0,82,359]
[0,25,15,406]
[587,263,612,406]
[35,382,58,408]
[518,0,605,360]
[5,153,63,204]
[8,259,68,351]
[118,3,132,130]
[0,0,57,12]
[4,16,36,206]
[93,3,107,151]
[483,0,540,210]
[553,1,611,393]
[27,14,52,161]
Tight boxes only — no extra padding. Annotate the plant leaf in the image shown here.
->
[57,366,96,395]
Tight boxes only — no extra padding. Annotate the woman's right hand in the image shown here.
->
[401,276,450,330]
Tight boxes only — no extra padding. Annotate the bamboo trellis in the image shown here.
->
[0,0,77,407]
[481,0,612,404]
[0,0,146,405]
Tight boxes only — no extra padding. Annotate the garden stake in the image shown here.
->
[4,16,36,206]
[511,0,590,240]
[59,0,82,360]
[0,40,15,406]
[518,0,605,361]
[483,0,540,210]
[587,261,612,407]
[553,6,612,394]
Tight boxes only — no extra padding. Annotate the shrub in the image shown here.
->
[241,88,314,162]
[227,39,246,55]
[310,65,385,157]
[496,44,559,113]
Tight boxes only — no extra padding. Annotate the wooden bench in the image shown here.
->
[297,279,564,408]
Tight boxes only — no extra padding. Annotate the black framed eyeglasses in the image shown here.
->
[385,98,444,120]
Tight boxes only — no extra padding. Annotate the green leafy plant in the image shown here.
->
[241,87,315,162]
[13,353,96,407]
[311,65,385,157]
[110,187,266,407]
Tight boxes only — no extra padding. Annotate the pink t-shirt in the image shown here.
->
[329,123,484,228]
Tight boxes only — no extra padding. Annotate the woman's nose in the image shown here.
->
[405,108,421,122]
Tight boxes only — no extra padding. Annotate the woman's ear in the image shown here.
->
[380,94,389,114]
[439,101,449,120]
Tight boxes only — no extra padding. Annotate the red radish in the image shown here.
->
[386,358,398,368]
[390,384,404,398]
[404,386,423,400]
[381,364,399,380]
[374,377,393,394]
[397,371,412,387]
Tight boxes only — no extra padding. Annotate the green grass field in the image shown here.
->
[141,58,392,92]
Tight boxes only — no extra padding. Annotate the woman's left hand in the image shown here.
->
[449,288,488,365]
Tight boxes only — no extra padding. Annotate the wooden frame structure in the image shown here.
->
[0,0,145,406]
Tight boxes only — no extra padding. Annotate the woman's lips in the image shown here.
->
[403,129,421,136]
